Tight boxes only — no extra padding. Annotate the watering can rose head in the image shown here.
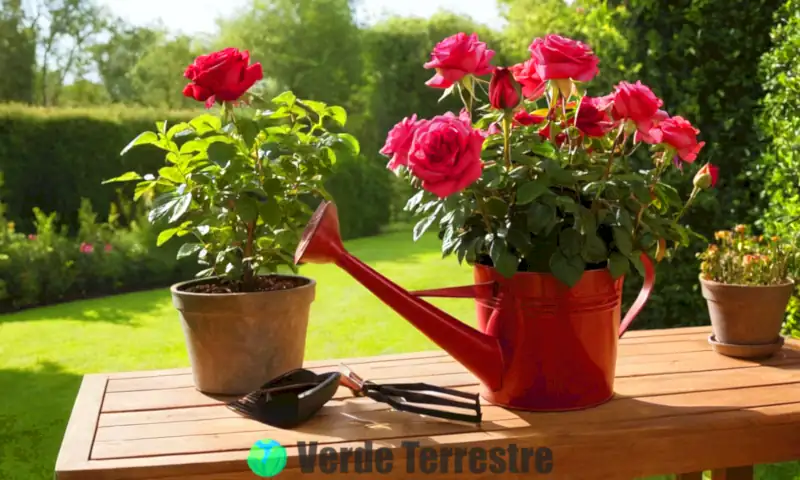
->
[382,33,718,287]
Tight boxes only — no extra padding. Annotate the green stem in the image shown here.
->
[502,113,512,170]
[674,187,700,224]
[603,123,627,179]
[475,194,493,233]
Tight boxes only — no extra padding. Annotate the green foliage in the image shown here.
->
[0,0,36,103]
[0,103,389,244]
[758,0,800,336]
[108,92,360,290]
[596,0,781,329]
[215,0,362,109]
[0,104,196,233]
[0,184,196,312]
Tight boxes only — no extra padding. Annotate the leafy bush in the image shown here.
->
[0,180,197,312]
[584,0,784,330]
[0,104,391,241]
[757,0,800,337]
[109,91,362,290]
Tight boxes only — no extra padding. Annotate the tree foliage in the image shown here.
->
[758,0,800,336]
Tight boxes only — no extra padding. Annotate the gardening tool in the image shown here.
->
[338,363,482,424]
[227,368,341,428]
[227,365,482,428]
[294,201,656,411]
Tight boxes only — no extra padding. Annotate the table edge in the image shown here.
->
[55,374,108,476]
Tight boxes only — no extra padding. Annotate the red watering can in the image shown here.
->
[295,201,655,411]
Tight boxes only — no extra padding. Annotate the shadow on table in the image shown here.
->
[0,361,83,480]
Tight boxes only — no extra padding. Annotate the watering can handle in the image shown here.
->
[618,252,656,338]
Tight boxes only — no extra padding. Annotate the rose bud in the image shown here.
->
[489,67,521,110]
[693,163,719,190]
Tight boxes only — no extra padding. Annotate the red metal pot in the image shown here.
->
[295,201,655,411]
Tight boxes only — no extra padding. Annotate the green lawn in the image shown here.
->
[1,229,798,479]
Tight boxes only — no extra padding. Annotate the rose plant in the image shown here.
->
[105,48,359,293]
[385,33,717,286]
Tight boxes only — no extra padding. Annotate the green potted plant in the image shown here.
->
[105,48,359,395]
[698,224,797,358]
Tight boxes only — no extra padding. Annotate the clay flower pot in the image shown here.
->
[170,274,316,395]
[700,276,793,358]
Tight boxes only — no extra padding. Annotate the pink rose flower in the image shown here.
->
[575,96,615,137]
[79,242,94,254]
[104,243,113,253]
[660,116,705,162]
[406,112,485,198]
[528,34,600,82]
[27,234,36,240]
[423,33,495,89]
[381,114,425,172]
[611,81,665,144]
[509,59,546,99]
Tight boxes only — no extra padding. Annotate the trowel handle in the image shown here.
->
[619,252,656,338]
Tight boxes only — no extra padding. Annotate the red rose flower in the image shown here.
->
[381,114,425,172]
[538,124,567,147]
[660,116,705,162]
[406,112,485,198]
[182,48,264,108]
[575,96,614,137]
[423,33,495,89]
[489,67,521,110]
[509,59,546,99]
[611,81,665,143]
[528,34,600,82]
[513,109,546,126]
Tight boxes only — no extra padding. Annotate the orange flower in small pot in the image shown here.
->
[104,48,359,395]
[698,224,797,359]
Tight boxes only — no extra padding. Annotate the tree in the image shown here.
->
[215,0,363,107]
[0,0,36,103]
[24,0,110,105]
[92,21,160,104]
[128,33,205,109]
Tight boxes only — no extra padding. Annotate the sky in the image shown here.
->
[99,0,506,36]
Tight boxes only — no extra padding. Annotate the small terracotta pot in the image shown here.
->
[171,274,316,395]
[700,276,793,346]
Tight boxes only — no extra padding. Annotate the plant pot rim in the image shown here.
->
[170,273,316,297]
[698,275,795,289]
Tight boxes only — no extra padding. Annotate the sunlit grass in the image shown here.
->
[0,228,797,479]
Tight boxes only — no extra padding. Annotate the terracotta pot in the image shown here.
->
[170,274,316,395]
[700,276,793,346]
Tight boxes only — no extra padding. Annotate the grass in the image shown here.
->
[1,229,799,479]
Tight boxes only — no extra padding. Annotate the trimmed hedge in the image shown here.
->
[0,104,391,241]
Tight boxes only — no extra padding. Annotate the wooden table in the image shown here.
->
[55,326,800,479]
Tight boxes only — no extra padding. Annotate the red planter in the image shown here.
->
[296,201,655,412]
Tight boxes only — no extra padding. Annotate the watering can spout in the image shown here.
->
[295,201,503,391]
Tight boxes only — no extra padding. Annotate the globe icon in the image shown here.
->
[247,439,288,477]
